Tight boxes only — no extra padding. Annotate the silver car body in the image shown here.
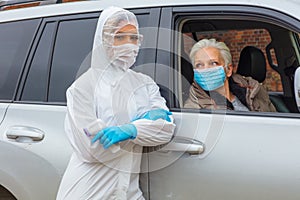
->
[0,0,300,199]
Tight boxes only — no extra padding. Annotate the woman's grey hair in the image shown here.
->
[189,38,232,68]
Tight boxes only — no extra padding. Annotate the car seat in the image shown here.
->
[237,46,266,83]
[237,46,290,112]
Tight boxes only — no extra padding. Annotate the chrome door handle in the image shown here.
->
[6,126,45,141]
[158,142,204,155]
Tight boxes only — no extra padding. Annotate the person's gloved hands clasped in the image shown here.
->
[142,108,172,122]
[91,124,137,149]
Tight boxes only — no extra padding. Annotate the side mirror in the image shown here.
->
[295,67,300,111]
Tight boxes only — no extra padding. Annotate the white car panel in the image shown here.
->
[0,104,72,199]
[149,113,300,199]
[0,103,9,125]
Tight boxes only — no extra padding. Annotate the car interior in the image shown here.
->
[175,18,300,113]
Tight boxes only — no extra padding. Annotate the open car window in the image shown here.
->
[176,17,300,114]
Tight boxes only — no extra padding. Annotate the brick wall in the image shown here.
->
[183,29,282,91]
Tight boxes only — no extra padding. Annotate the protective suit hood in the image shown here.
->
[91,6,140,72]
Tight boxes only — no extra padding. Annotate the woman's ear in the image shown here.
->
[225,64,233,77]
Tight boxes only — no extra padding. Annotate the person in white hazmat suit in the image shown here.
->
[56,6,176,200]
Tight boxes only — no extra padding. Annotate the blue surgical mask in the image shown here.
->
[194,66,226,91]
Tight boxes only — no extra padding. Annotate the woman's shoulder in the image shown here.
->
[232,73,260,86]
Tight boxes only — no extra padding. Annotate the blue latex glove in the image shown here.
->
[91,124,137,149]
[142,108,172,122]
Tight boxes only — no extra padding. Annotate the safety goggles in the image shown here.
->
[114,33,143,44]
[104,32,143,44]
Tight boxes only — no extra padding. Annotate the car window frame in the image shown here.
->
[15,12,99,106]
[158,5,300,118]
[16,8,161,106]
[0,18,41,103]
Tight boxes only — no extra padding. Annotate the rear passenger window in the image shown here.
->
[49,18,97,103]
[22,22,56,101]
[0,19,39,100]
[48,12,152,103]
[22,11,154,104]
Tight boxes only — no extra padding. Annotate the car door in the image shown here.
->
[0,18,43,199]
[0,7,161,199]
[0,14,99,200]
[0,19,40,125]
[147,5,300,200]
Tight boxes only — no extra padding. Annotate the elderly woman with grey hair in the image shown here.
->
[184,38,276,112]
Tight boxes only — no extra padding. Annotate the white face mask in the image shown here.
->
[111,43,139,71]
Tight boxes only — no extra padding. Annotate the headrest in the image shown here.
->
[237,46,266,83]
[181,53,194,84]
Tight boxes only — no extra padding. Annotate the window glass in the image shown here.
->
[0,19,39,100]
[22,22,56,101]
[134,14,150,66]
[49,13,150,103]
[179,19,290,112]
[132,12,156,77]
[183,29,282,93]
[49,18,97,102]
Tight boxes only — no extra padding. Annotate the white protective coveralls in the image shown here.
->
[56,6,175,200]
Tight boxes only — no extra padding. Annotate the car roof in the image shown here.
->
[0,0,299,23]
